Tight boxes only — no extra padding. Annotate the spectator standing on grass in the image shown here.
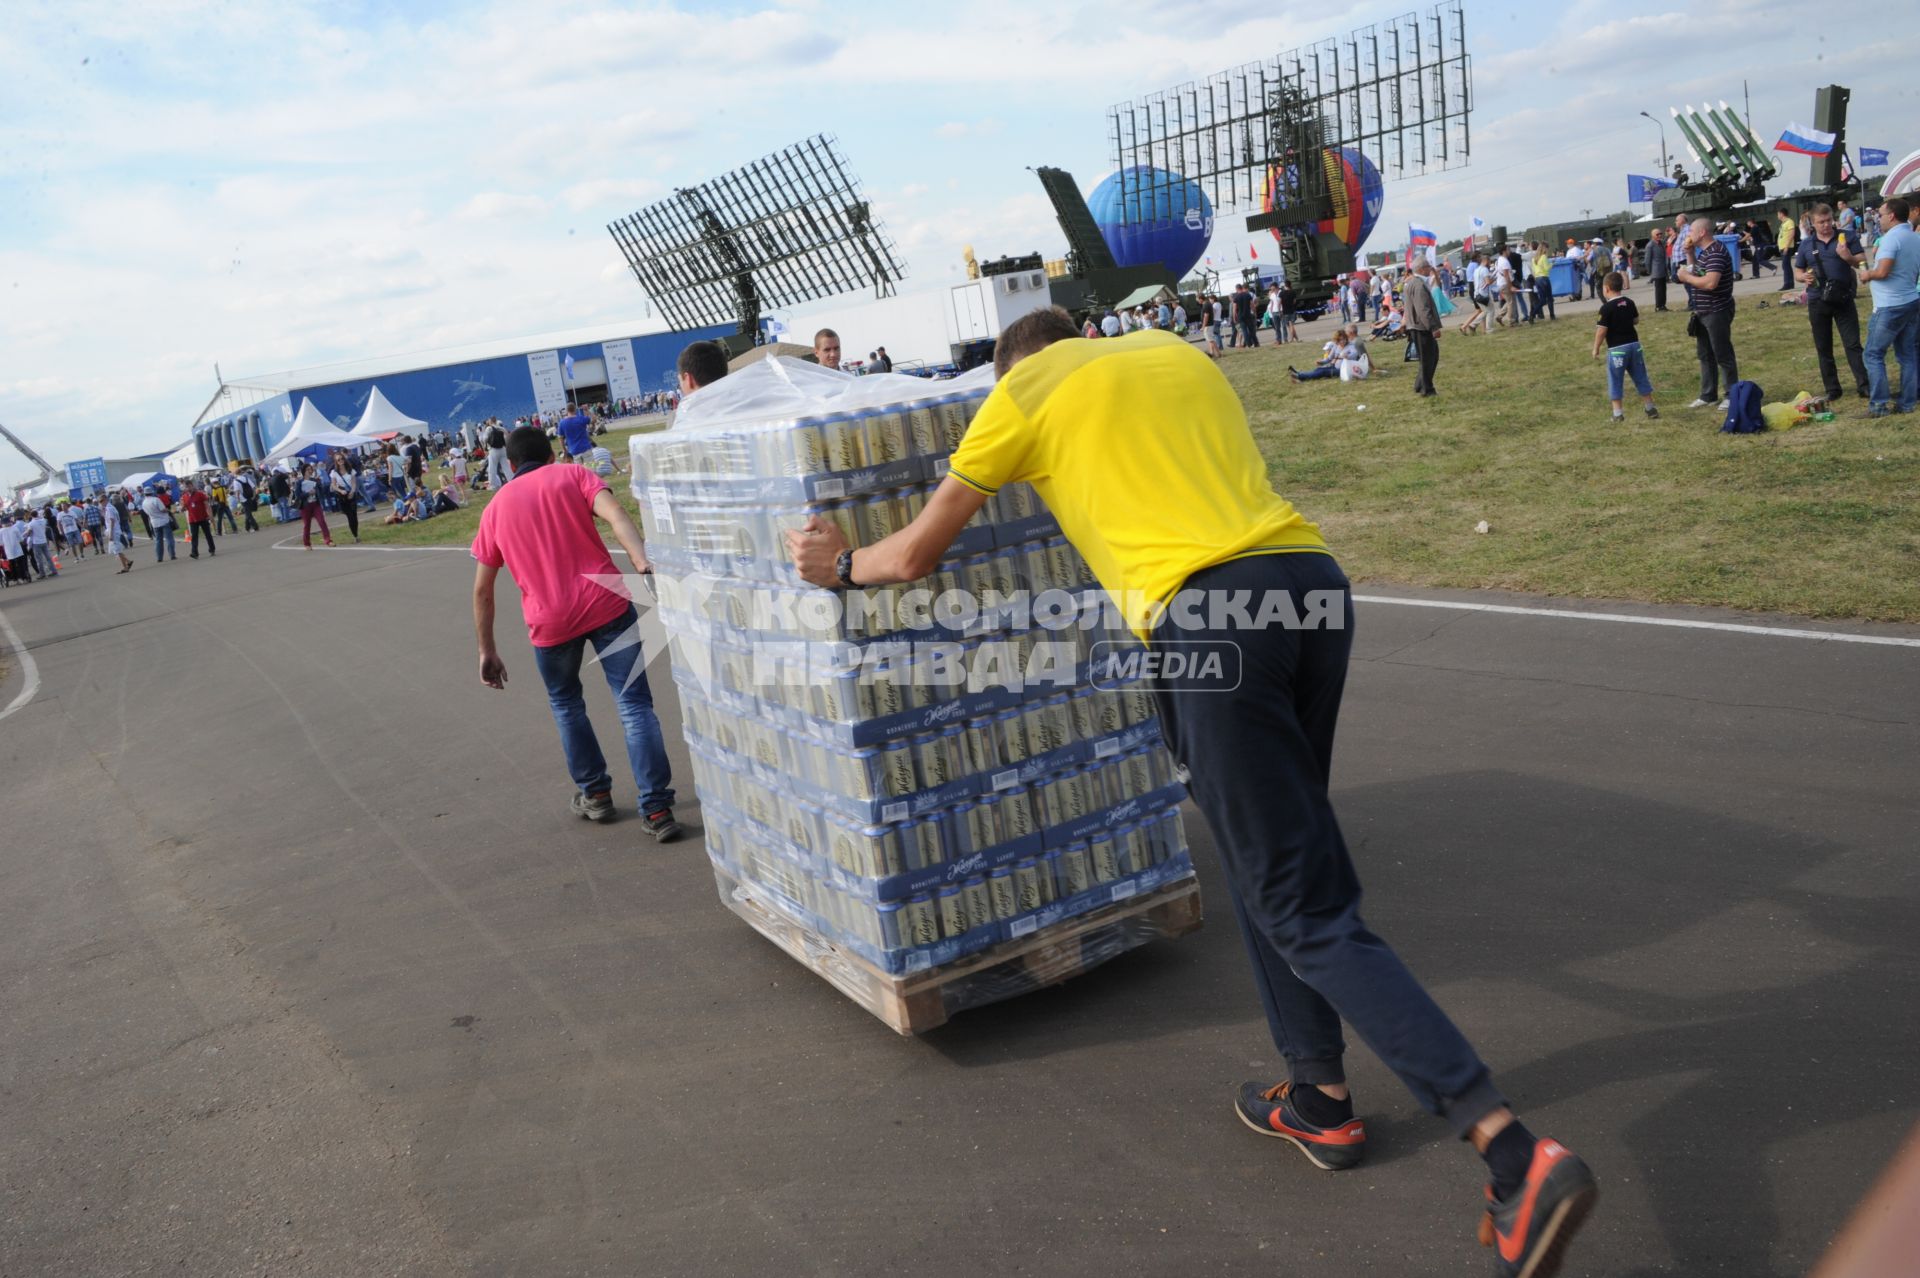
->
[209,473,238,534]
[1776,208,1801,292]
[471,426,680,840]
[1644,229,1672,312]
[484,418,511,490]
[1403,257,1443,397]
[1860,197,1920,418]
[266,468,291,523]
[788,309,1599,1278]
[556,402,594,462]
[1594,271,1660,422]
[1794,203,1872,404]
[1676,216,1738,410]
[449,446,470,491]
[237,471,260,531]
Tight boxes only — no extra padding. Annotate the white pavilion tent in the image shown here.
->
[351,386,428,439]
[262,398,374,465]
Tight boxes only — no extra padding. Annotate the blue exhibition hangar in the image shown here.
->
[189,321,730,467]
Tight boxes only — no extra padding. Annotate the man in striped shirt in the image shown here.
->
[1677,217,1739,409]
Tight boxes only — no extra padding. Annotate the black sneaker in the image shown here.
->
[1644,405,1660,420]
[570,790,614,823]
[1479,1138,1598,1278]
[642,808,683,842]
[1233,1081,1366,1170]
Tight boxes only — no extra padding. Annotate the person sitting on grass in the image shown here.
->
[1290,329,1365,382]
[383,501,415,526]
[432,479,465,515]
[1370,304,1404,341]
[1593,271,1660,422]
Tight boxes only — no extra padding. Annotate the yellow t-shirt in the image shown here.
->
[1777,220,1795,253]
[949,329,1327,639]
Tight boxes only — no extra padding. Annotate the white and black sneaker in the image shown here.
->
[1686,397,1716,409]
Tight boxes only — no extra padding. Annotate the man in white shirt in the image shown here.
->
[26,511,56,578]
[141,489,177,562]
[1493,252,1516,326]
[1099,310,1122,337]
[0,515,28,585]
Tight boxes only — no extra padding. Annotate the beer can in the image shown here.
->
[914,730,958,790]
[1089,829,1121,883]
[1041,848,1066,903]
[995,708,1030,763]
[1041,694,1074,755]
[936,884,968,939]
[936,398,970,453]
[1043,538,1077,596]
[907,405,941,458]
[868,410,908,465]
[785,805,818,857]
[961,876,992,932]
[900,485,928,523]
[877,898,904,950]
[820,413,862,473]
[999,482,1035,521]
[1091,686,1125,736]
[988,866,1019,921]
[959,716,998,777]
[1021,701,1052,761]
[869,661,905,718]
[945,801,978,856]
[967,795,1000,853]
[985,551,1019,604]
[1122,821,1154,876]
[937,723,969,782]
[880,739,917,798]
[1020,542,1054,595]
[841,747,879,800]
[1067,688,1097,742]
[999,784,1037,839]
[1060,842,1093,896]
[1123,682,1157,726]
[902,814,946,872]
[1118,748,1154,801]
[846,824,905,877]
[1013,857,1044,913]
[859,493,900,544]
[902,893,940,946]
[817,668,871,722]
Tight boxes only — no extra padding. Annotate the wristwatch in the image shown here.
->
[835,548,858,589]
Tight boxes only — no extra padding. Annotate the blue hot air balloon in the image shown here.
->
[1087,166,1215,280]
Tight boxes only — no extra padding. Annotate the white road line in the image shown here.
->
[0,604,43,721]
[1353,594,1920,649]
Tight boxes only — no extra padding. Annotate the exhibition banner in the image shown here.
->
[527,350,567,416]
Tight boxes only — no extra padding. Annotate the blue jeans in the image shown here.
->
[1151,553,1503,1136]
[1606,342,1654,401]
[1864,300,1919,411]
[532,605,674,812]
[152,523,176,561]
[1295,363,1342,381]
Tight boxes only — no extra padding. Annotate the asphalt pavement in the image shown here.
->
[2,522,1916,1277]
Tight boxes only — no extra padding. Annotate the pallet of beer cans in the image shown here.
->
[631,359,1203,1033]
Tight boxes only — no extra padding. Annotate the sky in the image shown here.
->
[2,0,1912,486]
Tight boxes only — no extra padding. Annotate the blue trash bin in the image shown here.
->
[1549,257,1576,299]
[1715,233,1743,278]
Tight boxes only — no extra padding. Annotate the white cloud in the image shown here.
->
[456,192,549,221]
[561,178,666,213]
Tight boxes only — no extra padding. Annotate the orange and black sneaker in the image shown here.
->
[1233,1081,1367,1170]
[1478,1138,1598,1278]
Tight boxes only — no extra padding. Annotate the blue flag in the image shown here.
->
[563,352,575,382]
[1627,174,1677,203]
[1859,147,1889,167]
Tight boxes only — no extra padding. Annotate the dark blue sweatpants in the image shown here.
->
[1150,551,1505,1138]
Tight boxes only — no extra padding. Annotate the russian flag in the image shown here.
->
[1407,223,1436,268]
[1773,123,1836,157]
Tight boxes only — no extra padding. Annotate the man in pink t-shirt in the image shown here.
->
[472,426,680,839]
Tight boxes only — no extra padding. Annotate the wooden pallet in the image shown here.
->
[716,869,1204,1035]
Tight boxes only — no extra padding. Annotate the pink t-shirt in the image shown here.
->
[470,464,629,647]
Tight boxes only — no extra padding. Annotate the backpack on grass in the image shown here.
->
[1720,381,1765,434]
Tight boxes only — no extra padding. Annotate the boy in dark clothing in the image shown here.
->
[1593,272,1659,421]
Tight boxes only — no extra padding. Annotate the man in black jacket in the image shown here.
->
[1644,230,1672,312]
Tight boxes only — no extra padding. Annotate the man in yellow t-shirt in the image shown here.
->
[786,308,1596,1276]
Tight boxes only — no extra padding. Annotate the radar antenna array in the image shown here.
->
[1107,0,1471,291]
[607,134,904,345]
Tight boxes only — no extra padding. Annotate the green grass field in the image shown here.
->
[346,418,664,549]
[369,314,1918,622]
[1227,299,1919,622]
